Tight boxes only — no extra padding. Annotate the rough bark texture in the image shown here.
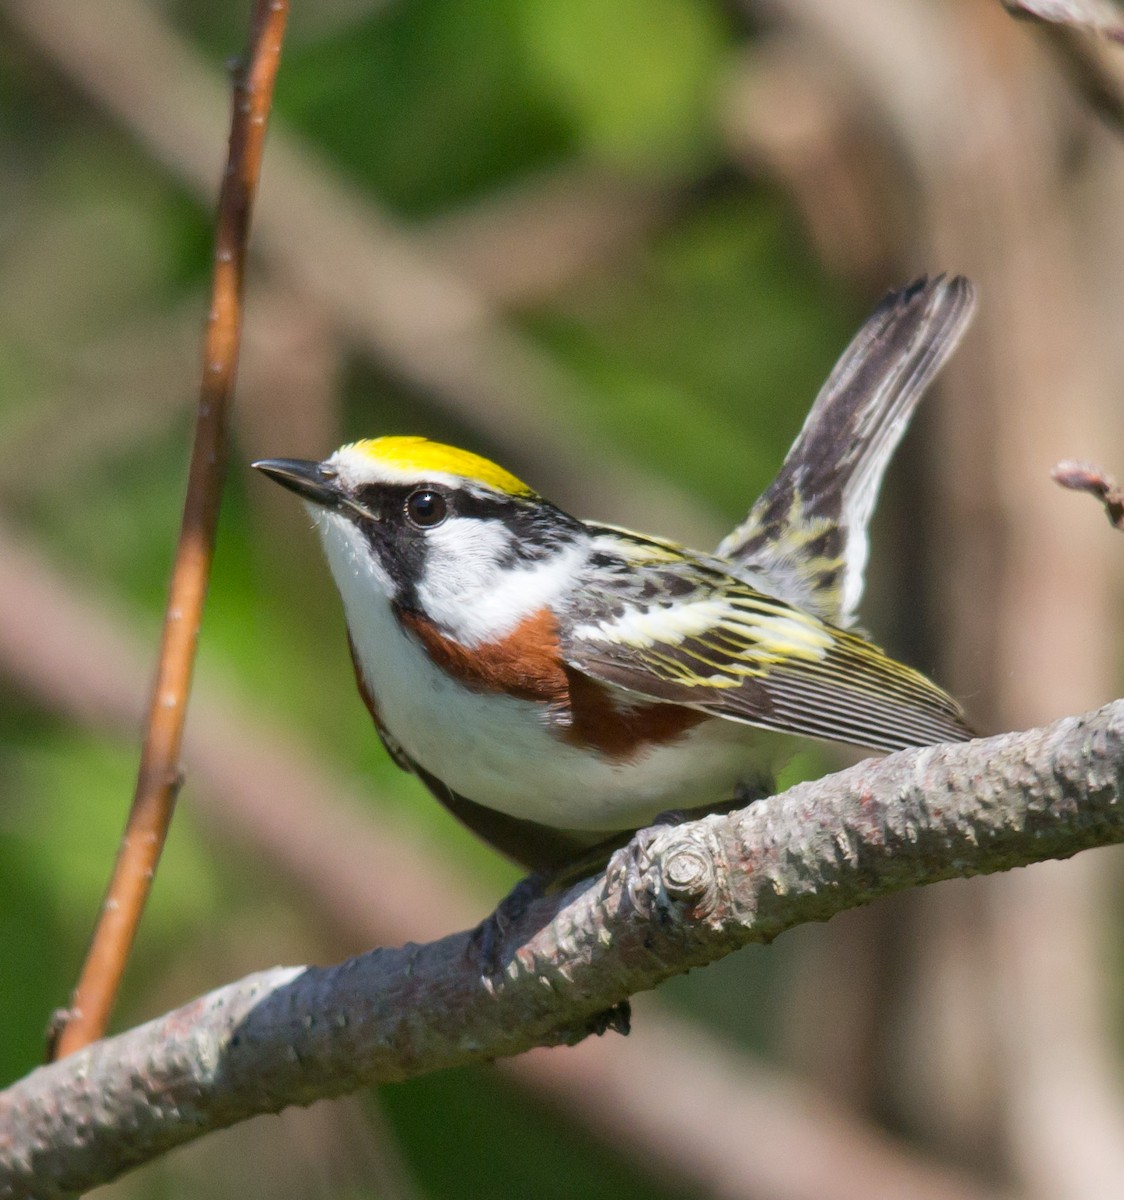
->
[1,700,1121,1198]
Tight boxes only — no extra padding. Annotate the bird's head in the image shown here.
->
[254,437,586,638]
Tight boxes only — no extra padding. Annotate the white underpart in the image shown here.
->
[309,508,783,831]
[417,518,587,646]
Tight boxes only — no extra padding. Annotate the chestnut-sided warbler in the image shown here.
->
[255,276,975,877]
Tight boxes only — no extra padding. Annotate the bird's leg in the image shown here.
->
[649,771,773,829]
[476,779,773,981]
[471,783,772,1029]
[731,774,773,810]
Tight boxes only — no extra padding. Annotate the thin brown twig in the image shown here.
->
[49,0,289,1060]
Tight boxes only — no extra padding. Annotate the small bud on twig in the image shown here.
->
[1052,460,1124,530]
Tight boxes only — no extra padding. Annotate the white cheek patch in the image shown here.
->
[418,518,586,645]
[423,517,510,594]
[307,495,588,647]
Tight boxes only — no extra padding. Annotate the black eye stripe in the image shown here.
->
[350,481,583,562]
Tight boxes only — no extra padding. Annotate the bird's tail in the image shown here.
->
[717,275,976,629]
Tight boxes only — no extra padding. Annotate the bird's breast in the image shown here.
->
[319,513,769,829]
[341,591,768,830]
[396,605,706,758]
[396,606,568,705]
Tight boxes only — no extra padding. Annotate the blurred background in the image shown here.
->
[2,0,1124,1197]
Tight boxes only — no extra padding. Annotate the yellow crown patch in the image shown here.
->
[346,437,536,497]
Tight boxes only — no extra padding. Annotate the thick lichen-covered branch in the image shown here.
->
[2,700,1121,1198]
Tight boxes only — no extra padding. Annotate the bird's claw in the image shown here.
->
[555,999,632,1045]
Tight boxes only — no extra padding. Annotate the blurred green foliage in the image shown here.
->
[277,0,728,211]
[382,1068,695,1200]
[0,1,879,1194]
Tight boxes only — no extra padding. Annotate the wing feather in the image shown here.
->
[563,539,972,754]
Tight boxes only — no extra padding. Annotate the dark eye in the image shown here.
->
[405,488,448,529]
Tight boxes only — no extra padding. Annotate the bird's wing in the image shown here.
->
[717,275,976,628]
[562,532,972,754]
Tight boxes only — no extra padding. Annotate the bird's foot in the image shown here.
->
[472,870,549,990]
[644,773,770,833]
[732,776,771,809]
[554,999,632,1046]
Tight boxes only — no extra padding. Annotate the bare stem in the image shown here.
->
[49,0,290,1060]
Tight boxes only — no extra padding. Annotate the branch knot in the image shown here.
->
[653,823,727,924]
